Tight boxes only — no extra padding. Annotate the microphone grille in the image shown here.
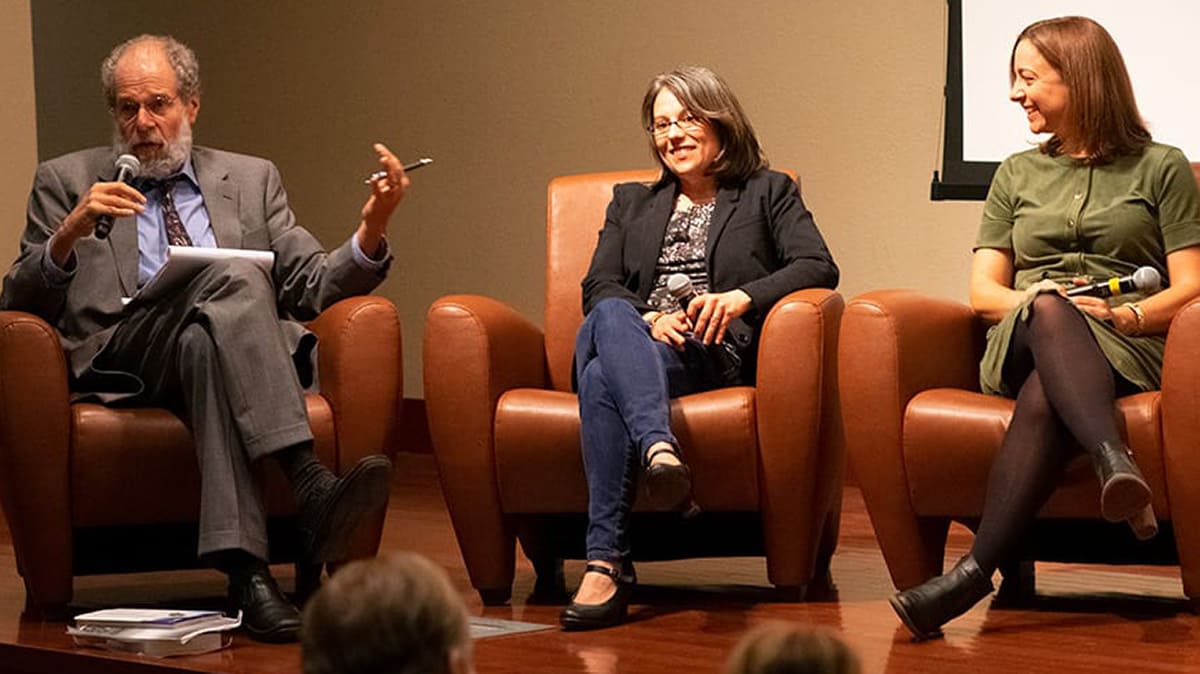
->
[666,273,692,298]
[115,153,141,177]
[1132,266,1162,292]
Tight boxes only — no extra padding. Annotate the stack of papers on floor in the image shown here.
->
[68,609,242,657]
[468,616,554,639]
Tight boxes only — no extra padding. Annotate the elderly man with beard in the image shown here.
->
[1,35,410,643]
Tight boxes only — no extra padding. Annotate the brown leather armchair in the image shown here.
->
[841,164,1200,604]
[424,170,844,604]
[0,295,402,613]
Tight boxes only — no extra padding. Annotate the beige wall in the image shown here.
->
[31,0,985,397]
[2,0,36,266]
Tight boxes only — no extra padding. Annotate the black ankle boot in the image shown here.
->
[559,563,635,631]
[1126,503,1159,541]
[1091,441,1151,522]
[889,556,994,641]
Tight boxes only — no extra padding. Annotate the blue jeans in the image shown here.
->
[575,298,728,563]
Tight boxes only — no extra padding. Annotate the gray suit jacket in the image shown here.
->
[1,146,388,390]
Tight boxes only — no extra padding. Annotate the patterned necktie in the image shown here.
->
[159,176,194,247]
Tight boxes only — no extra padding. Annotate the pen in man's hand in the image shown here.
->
[364,157,433,184]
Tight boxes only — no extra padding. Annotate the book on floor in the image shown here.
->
[68,609,242,657]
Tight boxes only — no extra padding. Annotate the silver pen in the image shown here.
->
[364,157,433,184]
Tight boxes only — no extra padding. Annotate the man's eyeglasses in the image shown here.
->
[647,113,705,137]
[112,94,178,123]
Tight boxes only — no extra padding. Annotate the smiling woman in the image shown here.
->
[561,65,840,631]
[889,16,1200,641]
[1008,41,1068,140]
[639,66,767,200]
[649,90,721,198]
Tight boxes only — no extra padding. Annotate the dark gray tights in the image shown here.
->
[970,294,1126,574]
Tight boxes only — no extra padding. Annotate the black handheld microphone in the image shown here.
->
[667,273,743,384]
[93,154,141,240]
[666,273,698,311]
[1065,266,1162,298]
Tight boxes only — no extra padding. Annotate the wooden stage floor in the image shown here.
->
[1,452,1199,673]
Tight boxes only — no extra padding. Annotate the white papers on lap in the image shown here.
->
[128,246,275,304]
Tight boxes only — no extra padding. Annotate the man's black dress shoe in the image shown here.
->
[1091,440,1152,522]
[228,564,301,643]
[643,445,691,510]
[298,455,392,562]
[889,555,993,641]
[559,563,634,631]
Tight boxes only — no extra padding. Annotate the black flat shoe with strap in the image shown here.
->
[643,444,691,511]
[559,563,635,631]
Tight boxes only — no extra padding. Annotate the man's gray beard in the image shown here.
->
[112,119,193,179]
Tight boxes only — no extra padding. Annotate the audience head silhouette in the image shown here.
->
[302,552,474,674]
[726,622,860,674]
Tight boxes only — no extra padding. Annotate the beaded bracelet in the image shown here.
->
[1122,302,1145,336]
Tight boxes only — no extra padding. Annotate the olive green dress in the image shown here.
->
[977,143,1200,397]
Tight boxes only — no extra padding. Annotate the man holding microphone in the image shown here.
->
[2,34,409,642]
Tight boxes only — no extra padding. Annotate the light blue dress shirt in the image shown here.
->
[136,158,217,287]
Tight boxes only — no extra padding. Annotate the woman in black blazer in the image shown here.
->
[560,66,839,630]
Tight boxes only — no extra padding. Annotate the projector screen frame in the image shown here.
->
[934,1,1200,202]
[932,0,995,201]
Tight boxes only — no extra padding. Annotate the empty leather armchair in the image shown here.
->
[0,295,402,613]
[424,170,843,604]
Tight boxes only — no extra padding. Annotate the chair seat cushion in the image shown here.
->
[902,389,1165,518]
[493,387,760,513]
[70,394,336,527]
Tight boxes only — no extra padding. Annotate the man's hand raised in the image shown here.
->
[356,143,409,259]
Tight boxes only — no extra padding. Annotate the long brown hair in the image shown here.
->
[1012,16,1150,164]
[640,66,768,186]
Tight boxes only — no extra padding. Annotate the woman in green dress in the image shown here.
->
[891,16,1200,640]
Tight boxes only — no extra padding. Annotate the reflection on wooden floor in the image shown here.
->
[1,452,1198,674]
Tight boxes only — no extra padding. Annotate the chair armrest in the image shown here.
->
[841,289,982,400]
[757,288,843,509]
[1162,298,1200,451]
[755,288,845,584]
[0,311,72,597]
[838,290,983,586]
[424,294,548,463]
[423,294,547,591]
[840,290,982,467]
[307,296,403,470]
[1161,298,1200,598]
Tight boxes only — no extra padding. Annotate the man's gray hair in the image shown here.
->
[100,35,201,107]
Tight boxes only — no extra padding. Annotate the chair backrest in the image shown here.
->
[1192,163,1200,189]
[544,170,658,392]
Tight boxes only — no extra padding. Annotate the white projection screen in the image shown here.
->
[934,0,1200,200]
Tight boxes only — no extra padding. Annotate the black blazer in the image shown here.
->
[581,169,839,377]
